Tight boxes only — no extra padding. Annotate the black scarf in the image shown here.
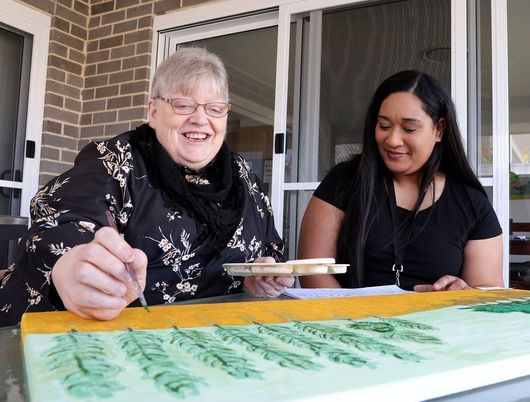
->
[130,124,245,256]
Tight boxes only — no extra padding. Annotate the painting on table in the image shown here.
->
[21,289,530,401]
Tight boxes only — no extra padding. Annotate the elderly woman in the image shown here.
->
[0,47,292,326]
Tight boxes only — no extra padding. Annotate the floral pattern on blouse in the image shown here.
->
[0,129,284,327]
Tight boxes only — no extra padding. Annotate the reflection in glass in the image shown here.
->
[284,22,298,185]
[0,187,21,216]
[474,1,493,177]
[282,190,313,260]
[287,0,451,184]
[0,26,24,183]
[507,0,530,288]
[0,187,23,269]
[283,0,451,258]
[183,27,278,196]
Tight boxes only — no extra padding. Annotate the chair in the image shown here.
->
[509,221,530,255]
[0,215,29,280]
[509,220,530,290]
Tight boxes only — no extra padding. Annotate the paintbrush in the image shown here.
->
[105,210,150,312]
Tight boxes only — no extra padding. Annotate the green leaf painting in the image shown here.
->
[374,316,437,331]
[215,324,323,370]
[463,298,530,314]
[43,330,124,399]
[346,318,443,344]
[294,321,425,362]
[26,296,530,402]
[117,328,205,398]
[169,327,263,379]
[254,323,374,368]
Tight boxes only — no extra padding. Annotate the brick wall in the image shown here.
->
[17,0,212,186]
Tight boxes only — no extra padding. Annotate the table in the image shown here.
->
[3,293,530,402]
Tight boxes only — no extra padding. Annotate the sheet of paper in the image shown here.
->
[281,285,411,299]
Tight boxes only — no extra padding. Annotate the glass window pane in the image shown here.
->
[287,0,451,183]
[475,1,493,177]
[0,238,18,269]
[283,0,451,255]
[0,188,25,269]
[185,27,278,196]
[0,187,21,216]
[0,25,25,182]
[282,189,314,260]
[508,0,530,288]
[285,21,299,185]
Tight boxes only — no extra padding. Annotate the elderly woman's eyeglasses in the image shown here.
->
[156,96,231,118]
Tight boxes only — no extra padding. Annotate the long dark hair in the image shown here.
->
[337,70,485,287]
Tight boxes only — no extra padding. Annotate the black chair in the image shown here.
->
[0,215,29,279]
[509,220,530,289]
[510,221,530,255]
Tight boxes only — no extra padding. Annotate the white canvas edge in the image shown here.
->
[295,353,530,401]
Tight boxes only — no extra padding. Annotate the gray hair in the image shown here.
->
[150,47,229,101]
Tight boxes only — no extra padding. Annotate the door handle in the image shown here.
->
[275,133,285,154]
[26,140,35,158]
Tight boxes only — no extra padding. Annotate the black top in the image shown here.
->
[0,128,283,326]
[314,160,502,290]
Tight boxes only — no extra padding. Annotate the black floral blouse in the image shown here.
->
[0,130,284,326]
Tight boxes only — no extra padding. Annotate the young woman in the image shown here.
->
[299,70,503,291]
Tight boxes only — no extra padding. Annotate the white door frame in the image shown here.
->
[490,0,510,286]
[0,0,50,219]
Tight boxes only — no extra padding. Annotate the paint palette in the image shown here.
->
[223,258,348,276]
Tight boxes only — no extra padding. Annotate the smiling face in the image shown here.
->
[375,92,444,178]
[148,80,228,170]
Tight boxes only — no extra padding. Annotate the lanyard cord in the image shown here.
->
[386,176,406,286]
[385,175,431,287]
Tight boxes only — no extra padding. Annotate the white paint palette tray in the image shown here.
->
[223,258,348,276]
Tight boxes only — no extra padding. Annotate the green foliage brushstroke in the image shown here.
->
[117,328,205,398]
[294,321,425,362]
[169,327,263,379]
[462,299,530,314]
[254,323,375,368]
[373,317,437,331]
[43,330,124,399]
[215,324,322,370]
[346,318,443,344]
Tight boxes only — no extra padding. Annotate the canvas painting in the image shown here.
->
[22,289,530,401]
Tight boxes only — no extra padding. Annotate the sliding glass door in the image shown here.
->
[0,23,32,218]
[278,0,453,258]
[163,13,278,196]
[506,0,530,288]
[156,0,471,261]
[0,23,31,268]
[0,2,49,268]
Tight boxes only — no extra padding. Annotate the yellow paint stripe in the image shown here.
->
[21,289,530,339]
